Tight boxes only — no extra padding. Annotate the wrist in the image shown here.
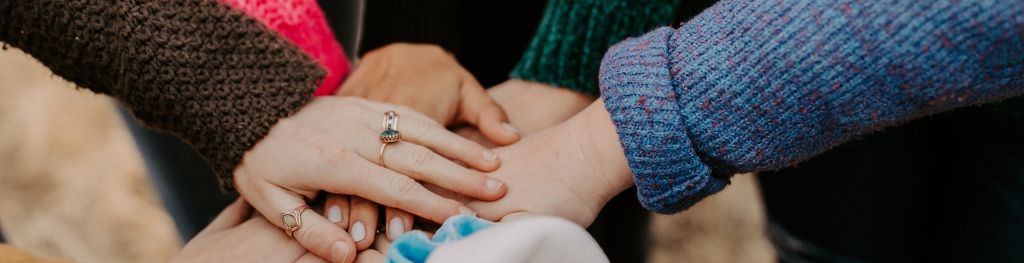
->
[563,99,633,203]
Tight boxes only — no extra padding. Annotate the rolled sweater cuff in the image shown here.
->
[599,28,729,214]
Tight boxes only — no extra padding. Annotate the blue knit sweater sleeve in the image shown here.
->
[599,0,1024,213]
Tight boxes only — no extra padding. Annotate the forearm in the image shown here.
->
[510,0,682,96]
[600,0,1024,212]
[0,0,324,190]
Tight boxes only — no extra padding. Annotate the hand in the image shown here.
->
[351,232,390,263]
[320,194,413,251]
[466,100,633,226]
[339,43,519,145]
[172,199,326,263]
[455,79,594,147]
[233,97,508,262]
[486,79,595,134]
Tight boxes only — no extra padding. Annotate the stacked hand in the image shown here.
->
[465,101,633,226]
[233,96,508,262]
[219,43,633,263]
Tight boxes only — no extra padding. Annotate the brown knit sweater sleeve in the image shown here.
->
[0,0,325,191]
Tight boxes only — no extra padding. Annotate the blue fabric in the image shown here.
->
[385,215,494,263]
[599,0,1024,213]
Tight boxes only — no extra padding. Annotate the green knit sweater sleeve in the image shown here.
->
[509,0,681,96]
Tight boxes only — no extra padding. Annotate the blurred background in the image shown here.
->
[0,45,774,262]
[0,48,180,262]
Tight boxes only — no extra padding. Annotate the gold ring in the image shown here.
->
[378,111,400,168]
[379,143,389,168]
[281,204,310,238]
[380,111,401,144]
[382,111,399,130]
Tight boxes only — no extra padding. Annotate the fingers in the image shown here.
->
[385,207,414,241]
[396,111,502,172]
[354,249,385,263]
[253,185,356,263]
[372,232,392,254]
[319,158,472,224]
[294,202,357,263]
[198,198,251,236]
[458,79,520,146]
[382,142,506,201]
[325,194,350,229]
[348,197,378,250]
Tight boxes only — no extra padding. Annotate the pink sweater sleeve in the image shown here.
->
[221,0,350,96]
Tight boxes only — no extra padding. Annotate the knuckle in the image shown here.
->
[296,222,331,251]
[410,148,435,170]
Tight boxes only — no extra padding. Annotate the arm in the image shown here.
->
[221,0,351,96]
[477,0,679,138]
[600,0,1024,213]
[0,0,323,190]
[2,2,508,261]
[465,0,1024,226]
[509,0,682,96]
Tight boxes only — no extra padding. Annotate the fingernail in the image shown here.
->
[502,122,518,133]
[486,178,503,191]
[350,221,366,242]
[459,206,477,216]
[331,241,350,263]
[388,217,405,240]
[483,151,498,162]
[327,205,342,223]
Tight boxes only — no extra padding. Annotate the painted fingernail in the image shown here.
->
[459,206,477,216]
[331,241,350,263]
[327,205,342,223]
[486,178,503,191]
[483,151,498,162]
[388,217,405,240]
[502,122,518,133]
[350,221,366,242]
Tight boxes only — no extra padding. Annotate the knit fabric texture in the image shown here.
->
[600,0,1024,213]
[221,0,349,96]
[385,215,494,263]
[510,0,681,96]
[0,0,325,191]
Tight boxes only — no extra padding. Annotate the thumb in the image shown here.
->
[459,80,519,146]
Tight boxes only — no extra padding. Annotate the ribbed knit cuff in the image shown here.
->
[599,28,729,214]
[358,0,460,56]
[511,0,680,96]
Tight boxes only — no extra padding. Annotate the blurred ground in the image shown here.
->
[649,174,776,263]
[0,48,180,262]
[0,46,773,263]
